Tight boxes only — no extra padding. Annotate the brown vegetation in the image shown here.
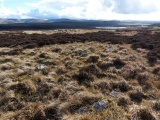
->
[0,29,160,120]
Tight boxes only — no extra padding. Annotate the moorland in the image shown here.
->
[0,28,160,120]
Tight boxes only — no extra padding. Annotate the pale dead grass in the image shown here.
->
[115,30,138,36]
[0,39,159,120]
[151,29,160,34]
[22,29,139,37]
[22,29,106,35]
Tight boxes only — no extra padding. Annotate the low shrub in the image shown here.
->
[118,81,131,92]
[113,58,126,69]
[129,91,144,103]
[137,73,149,85]
[86,55,100,63]
[10,80,36,95]
[147,56,157,66]
[44,105,62,120]
[73,64,101,86]
[93,81,111,93]
[153,67,160,75]
[152,102,160,111]
[132,109,156,120]
[117,97,130,107]
[97,61,113,71]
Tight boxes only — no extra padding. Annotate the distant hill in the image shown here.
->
[0,18,158,30]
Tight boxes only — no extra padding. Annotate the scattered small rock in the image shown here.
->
[37,64,49,75]
[75,50,88,57]
[78,107,88,114]
[106,48,115,53]
[92,100,109,111]
[110,90,123,98]
[118,50,127,55]
[37,64,46,71]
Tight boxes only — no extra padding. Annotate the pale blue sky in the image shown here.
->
[1,0,160,20]
[3,0,38,9]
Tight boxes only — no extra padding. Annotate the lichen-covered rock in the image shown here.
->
[92,100,109,111]
[110,91,123,98]
[78,107,88,114]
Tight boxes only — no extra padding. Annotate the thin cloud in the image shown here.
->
[1,0,160,20]
[26,9,58,19]
[113,0,158,14]
[25,0,160,20]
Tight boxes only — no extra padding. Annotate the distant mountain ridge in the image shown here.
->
[0,18,158,30]
[0,18,158,25]
[0,19,51,24]
[0,18,122,24]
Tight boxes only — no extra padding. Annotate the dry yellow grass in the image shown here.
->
[0,30,159,120]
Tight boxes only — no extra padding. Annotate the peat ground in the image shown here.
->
[0,29,160,61]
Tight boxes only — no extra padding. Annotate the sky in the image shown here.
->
[0,0,160,21]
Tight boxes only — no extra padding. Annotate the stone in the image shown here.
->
[110,90,123,98]
[37,64,46,70]
[92,100,109,111]
[76,50,88,57]
[78,107,88,114]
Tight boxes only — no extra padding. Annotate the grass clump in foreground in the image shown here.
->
[131,109,156,120]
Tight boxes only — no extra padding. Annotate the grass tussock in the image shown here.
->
[117,97,131,107]
[131,109,156,120]
[137,72,149,85]
[129,90,144,103]
[92,80,111,93]
[73,64,102,86]
[152,101,160,111]
[86,54,100,63]
[97,61,113,71]
[153,67,160,75]
[110,80,131,92]
[113,58,126,69]
[10,80,36,95]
